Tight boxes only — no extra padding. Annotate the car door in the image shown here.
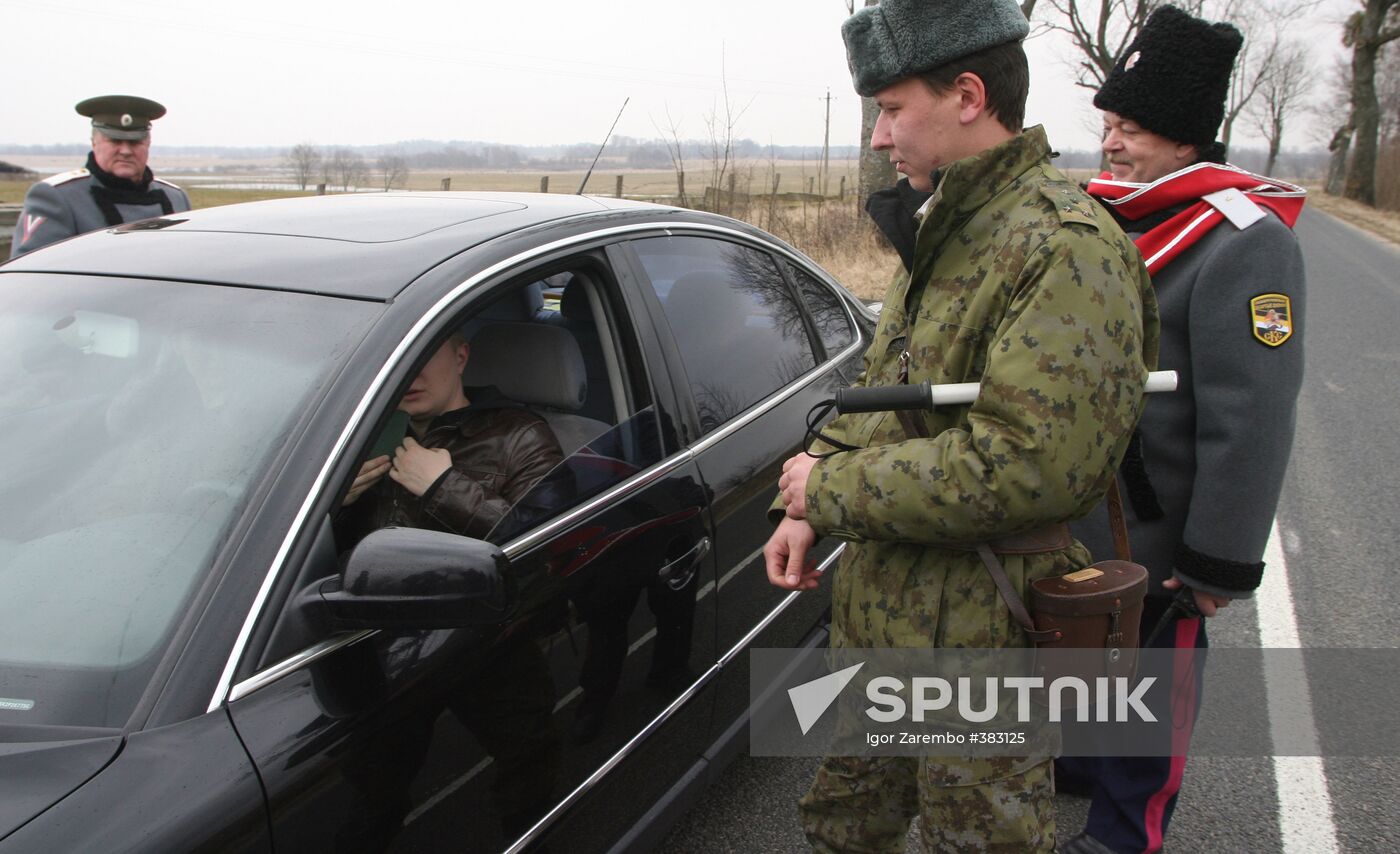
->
[222,245,720,854]
[616,231,868,743]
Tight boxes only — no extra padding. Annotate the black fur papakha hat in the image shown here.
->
[1093,5,1243,145]
[842,0,1029,97]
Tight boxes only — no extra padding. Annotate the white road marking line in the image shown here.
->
[1259,520,1340,853]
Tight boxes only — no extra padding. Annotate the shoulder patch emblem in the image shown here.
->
[1251,294,1294,347]
[1039,184,1099,230]
[42,168,90,187]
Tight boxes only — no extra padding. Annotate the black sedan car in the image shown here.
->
[0,192,872,852]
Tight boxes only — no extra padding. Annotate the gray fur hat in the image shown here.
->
[842,0,1030,97]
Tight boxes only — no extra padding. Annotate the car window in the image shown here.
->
[630,235,818,435]
[0,274,376,729]
[786,261,856,358]
[335,267,662,554]
[485,403,669,546]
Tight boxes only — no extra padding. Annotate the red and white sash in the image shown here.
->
[1087,163,1306,275]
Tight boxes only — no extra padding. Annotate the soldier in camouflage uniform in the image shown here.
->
[10,95,190,259]
[763,1,1160,851]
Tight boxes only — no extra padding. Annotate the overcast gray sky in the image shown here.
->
[1,0,1353,154]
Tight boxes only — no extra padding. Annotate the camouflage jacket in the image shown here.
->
[801,127,1160,648]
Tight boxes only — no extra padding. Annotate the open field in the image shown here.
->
[0,153,859,201]
[1,157,888,295]
[6,167,1391,298]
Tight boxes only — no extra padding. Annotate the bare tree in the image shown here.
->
[1221,26,1278,154]
[702,50,753,214]
[1218,2,1322,156]
[652,106,690,207]
[1310,56,1357,194]
[1379,46,1400,206]
[1342,0,1400,204]
[283,143,321,191]
[376,151,409,192]
[848,0,898,215]
[1037,0,1321,162]
[1248,41,1312,175]
[326,147,366,192]
[1039,0,1162,91]
[1379,42,1400,142]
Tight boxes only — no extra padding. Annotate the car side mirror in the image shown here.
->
[302,527,515,630]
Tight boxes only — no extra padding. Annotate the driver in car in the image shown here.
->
[338,331,564,542]
[333,331,568,845]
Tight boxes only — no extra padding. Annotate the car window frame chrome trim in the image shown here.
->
[228,630,376,703]
[502,543,845,854]
[209,218,866,714]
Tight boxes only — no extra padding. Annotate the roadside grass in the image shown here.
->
[0,179,32,205]
[1301,187,1400,246]
[736,200,896,301]
[186,187,311,207]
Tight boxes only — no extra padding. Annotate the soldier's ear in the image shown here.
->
[953,72,989,126]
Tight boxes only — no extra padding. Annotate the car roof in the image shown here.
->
[1,192,689,300]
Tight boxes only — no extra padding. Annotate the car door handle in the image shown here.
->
[658,536,711,590]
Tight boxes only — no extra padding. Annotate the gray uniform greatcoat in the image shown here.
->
[1072,201,1305,599]
[9,161,191,258]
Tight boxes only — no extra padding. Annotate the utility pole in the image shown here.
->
[821,89,832,197]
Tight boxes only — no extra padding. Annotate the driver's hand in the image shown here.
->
[344,455,391,506]
[390,437,453,497]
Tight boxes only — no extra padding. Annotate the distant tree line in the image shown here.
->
[272,135,872,192]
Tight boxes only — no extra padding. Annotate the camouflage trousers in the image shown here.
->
[796,541,1090,852]
[798,754,1055,853]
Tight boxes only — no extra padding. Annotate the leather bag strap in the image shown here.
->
[975,543,1060,644]
[1107,478,1132,562]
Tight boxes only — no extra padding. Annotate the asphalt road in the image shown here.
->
[660,207,1400,853]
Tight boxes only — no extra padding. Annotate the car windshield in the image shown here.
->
[0,274,375,729]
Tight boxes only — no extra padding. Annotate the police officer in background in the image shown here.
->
[1057,7,1307,853]
[9,95,190,258]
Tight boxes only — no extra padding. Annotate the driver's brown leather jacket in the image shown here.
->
[337,393,564,545]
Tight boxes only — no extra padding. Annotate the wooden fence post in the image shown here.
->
[807,176,816,195]
[839,176,846,200]
[440,177,451,191]
[615,175,624,198]
[540,176,549,193]
[316,183,326,196]
[727,172,737,215]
